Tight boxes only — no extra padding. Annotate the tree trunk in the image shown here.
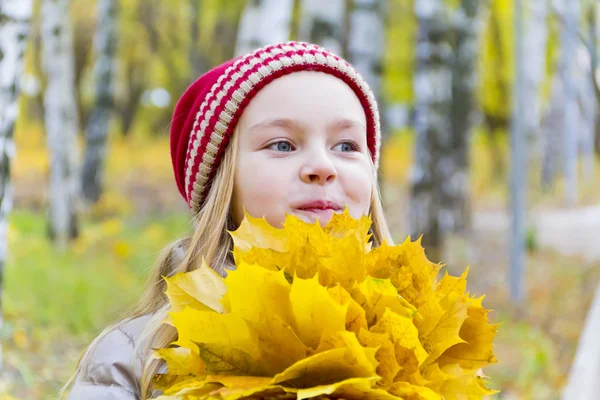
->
[510,0,527,303]
[578,45,596,181]
[446,0,483,234]
[541,75,565,188]
[347,0,386,134]
[561,0,581,206]
[81,0,118,205]
[522,0,548,145]
[409,0,453,261]
[561,282,600,399]
[299,0,346,55]
[117,57,145,137]
[0,0,34,368]
[590,4,600,157]
[541,0,573,189]
[235,0,293,56]
[41,0,80,248]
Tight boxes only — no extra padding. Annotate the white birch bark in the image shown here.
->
[561,0,581,206]
[510,0,527,303]
[522,0,548,145]
[0,0,34,369]
[235,0,293,56]
[347,0,385,103]
[299,0,346,55]
[41,0,80,248]
[541,0,578,191]
[561,282,600,399]
[541,73,564,187]
[577,45,596,181]
[446,0,483,234]
[81,0,118,204]
[409,0,453,259]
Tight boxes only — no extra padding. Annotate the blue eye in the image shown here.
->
[268,141,294,152]
[334,141,358,152]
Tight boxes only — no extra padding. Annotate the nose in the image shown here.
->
[300,149,337,185]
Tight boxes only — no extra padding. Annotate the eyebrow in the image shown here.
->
[247,117,366,134]
[247,118,304,134]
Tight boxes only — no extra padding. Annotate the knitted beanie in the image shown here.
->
[170,41,381,213]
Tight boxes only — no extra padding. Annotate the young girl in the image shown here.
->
[64,41,393,400]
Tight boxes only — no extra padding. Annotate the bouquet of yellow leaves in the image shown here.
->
[153,211,499,400]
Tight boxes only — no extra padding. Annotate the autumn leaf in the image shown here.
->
[352,276,417,326]
[164,259,227,313]
[358,329,401,388]
[197,343,265,376]
[153,347,204,376]
[228,211,287,253]
[437,366,498,400]
[327,285,368,335]
[289,274,347,350]
[170,307,259,358]
[370,309,428,365]
[155,211,498,399]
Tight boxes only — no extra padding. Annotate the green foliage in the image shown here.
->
[4,210,189,336]
[526,226,538,253]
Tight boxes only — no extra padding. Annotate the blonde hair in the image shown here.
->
[62,128,393,399]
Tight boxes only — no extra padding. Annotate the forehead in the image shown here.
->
[237,71,366,131]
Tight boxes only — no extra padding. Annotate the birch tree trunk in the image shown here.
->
[409,0,453,260]
[541,0,574,190]
[522,0,548,145]
[235,0,293,56]
[188,0,207,78]
[446,0,483,234]
[81,0,118,205]
[298,0,346,55]
[562,0,581,206]
[347,0,386,135]
[510,0,527,303]
[590,4,600,157]
[0,0,34,369]
[541,74,565,188]
[578,45,596,181]
[41,0,80,248]
[347,0,384,103]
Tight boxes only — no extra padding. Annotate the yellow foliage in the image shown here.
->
[155,211,498,399]
[112,241,131,259]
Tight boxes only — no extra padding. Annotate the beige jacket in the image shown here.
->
[67,315,165,399]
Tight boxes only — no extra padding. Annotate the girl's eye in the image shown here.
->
[268,140,294,152]
[333,141,358,152]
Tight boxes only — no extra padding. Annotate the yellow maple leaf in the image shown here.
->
[358,329,401,388]
[351,276,417,326]
[437,366,498,400]
[228,212,287,253]
[164,260,227,313]
[289,274,347,350]
[327,285,368,335]
[436,299,500,370]
[224,261,308,374]
[155,212,498,399]
[370,309,428,365]
[153,347,205,376]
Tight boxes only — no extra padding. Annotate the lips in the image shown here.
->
[296,200,343,212]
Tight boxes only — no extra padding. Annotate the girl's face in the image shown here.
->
[232,71,374,227]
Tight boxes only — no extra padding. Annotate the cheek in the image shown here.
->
[233,156,290,222]
[340,163,373,216]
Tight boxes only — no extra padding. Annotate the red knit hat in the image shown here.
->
[170,41,381,213]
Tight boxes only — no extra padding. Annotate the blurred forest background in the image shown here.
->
[1,0,600,399]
